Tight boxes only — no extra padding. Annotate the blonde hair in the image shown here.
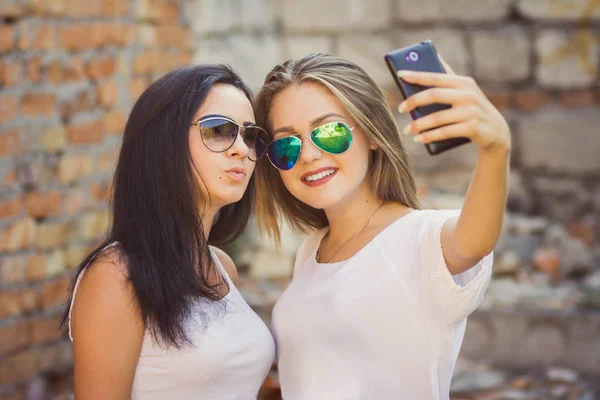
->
[255,53,420,245]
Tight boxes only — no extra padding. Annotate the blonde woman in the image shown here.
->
[254,54,510,399]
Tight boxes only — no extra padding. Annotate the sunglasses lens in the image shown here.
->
[267,136,301,171]
[243,127,268,161]
[199,119,237,152]
[311,121,352,154]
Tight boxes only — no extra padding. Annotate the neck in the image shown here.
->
[324,182,383,246]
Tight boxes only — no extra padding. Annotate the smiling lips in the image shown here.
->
[301,167,338,187]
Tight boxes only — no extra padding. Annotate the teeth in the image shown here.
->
[305,169,336,182]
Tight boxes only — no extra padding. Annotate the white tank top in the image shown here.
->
[69,244,275,399]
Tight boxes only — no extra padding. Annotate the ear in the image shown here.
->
[370,142,379,150]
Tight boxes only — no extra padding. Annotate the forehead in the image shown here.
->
[269,82,348,127]
[194,84,254,123]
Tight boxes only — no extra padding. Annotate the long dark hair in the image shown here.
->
[61,65,255,348]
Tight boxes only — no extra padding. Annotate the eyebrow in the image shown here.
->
[272,112,346,135]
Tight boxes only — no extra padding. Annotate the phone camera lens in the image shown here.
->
[406,51,420,62]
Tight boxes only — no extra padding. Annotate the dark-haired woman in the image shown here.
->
[61,65,275,399]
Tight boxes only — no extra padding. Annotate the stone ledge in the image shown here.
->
[463,309,600,376]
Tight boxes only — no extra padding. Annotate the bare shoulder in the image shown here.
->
[71,245,144,398]
[211,246,238,286]
[71,245,144,341]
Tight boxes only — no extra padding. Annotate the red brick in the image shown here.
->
[485,90,512,112]
[26,253,47,282]
[64,188,94,214]
[1,254,26,285]
[26,250,65,281]
[100,0,130,16]
[0,61,21,86]
[0,95,17,122]
[0,320,31,355]
[84,56,116,80]
[20,288,39,314]
[0,290,21,318]
[45,59,84,84]
[533,248,562,283]
[129,78,148,99]
[27,0,67,15]
[0,349,38,386]
[155,25,190,47]
[103,109,126,135]
[19,92,56,117]
[0,196,22,218]
[0,26,15,53]
[558,90,596,108]
[4,169,17,185]
[97,80,119,107]
[100,22,134,46]
[35,222,67,249]
[91,181,111,203]
[17,21,57,50]
[67,119,105,145]
[2,169,17,184]
[132,51,161,75]
[24,56,42,84]
[0,217,37,253]
[60,88,96,120]
[31,314,62,344]
[134,0,180,22]
[515,89,551,112]
[0,289,38,319]
[58,24,96,51]
[40,276,70,310]
[61,0,98,17]
[0,2,25,18]
[97,148,117,173]
[0,130,20,157]
[24,191,63,218]
[567,221,596,248]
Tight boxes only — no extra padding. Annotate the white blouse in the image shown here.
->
[272,209,493,400]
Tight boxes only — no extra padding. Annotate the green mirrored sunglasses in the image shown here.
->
[266,121,355,171]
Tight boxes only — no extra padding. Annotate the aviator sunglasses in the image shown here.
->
[190,115,269,161]
[266,121,355,171]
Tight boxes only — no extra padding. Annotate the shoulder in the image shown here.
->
[211,246,238,285]
[71,245,144,340]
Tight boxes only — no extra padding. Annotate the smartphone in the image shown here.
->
[384,40,470,155]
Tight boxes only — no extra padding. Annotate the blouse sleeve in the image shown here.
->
[418,210,493,327]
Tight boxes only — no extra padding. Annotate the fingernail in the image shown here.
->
[398,102,407,113]
[397,70,411,78]
[402,125,411,135]
[413,135,423,143]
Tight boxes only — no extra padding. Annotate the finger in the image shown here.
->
[398,88,477,113]
[402,106,478,135]
[412,121,474,144]
[438,55,456,75]
[397,69,475,89]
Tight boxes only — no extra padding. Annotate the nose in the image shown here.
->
[226,130,250,159]
[298,135,322,165]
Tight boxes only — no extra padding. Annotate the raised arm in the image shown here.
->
[398,62,511,275]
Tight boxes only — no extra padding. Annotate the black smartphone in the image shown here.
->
[384,40,470,155]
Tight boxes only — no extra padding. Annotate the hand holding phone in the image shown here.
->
[385,41,470,155]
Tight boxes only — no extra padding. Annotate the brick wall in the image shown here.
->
[0,0,192,398]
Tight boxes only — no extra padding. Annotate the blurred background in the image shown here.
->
[0,0,599,399]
